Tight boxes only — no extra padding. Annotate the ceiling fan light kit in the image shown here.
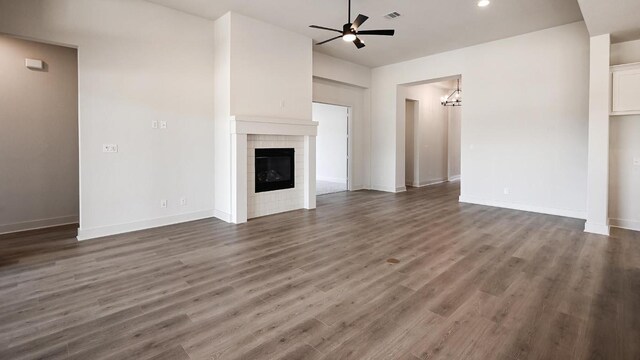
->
[309,0,395,49]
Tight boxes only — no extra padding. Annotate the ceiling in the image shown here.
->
[146,0,584,67]
[577,0,640,42]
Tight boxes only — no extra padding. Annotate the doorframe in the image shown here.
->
[404,98,419,187]
[312,101,353,192]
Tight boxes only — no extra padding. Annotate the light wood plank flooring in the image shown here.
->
[1,182,639,359]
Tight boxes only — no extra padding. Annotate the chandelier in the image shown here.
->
[440,79,462,107]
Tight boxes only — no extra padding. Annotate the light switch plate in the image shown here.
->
[634,157,640,166]
[152,120,158,129]
[160,121,167,129]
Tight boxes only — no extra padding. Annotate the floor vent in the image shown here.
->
[384,12,401,20]
[386,258,400,264]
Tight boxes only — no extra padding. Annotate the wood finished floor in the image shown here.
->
[1,182,639,360]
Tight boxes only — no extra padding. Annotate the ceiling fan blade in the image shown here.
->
[316,35,342,45]
[309,25,342,33]
[351,14,369,30]
[356,29,395,36]
[353,37,365,49]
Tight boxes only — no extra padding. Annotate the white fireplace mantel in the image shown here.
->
[230,115,318,136]
[229,115,318,224]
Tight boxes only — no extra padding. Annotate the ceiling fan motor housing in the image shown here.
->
[343,23,356,36]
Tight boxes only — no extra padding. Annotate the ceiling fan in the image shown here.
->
[309,0,395,49]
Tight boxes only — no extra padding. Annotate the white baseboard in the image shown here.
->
[409,179,448,188]
[396,186,407,193]
[214,209,231,223]
[609,218,640,232]
[370,184,396,193]
[0,215,78,235]
[584,222,611,236]
[448,175,461,182]
[459,195,587,220]
[77,210,215,241]
[317,176,347,184]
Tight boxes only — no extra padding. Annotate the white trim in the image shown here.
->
[370,184,397,193]
[230,115,318,136]
[317,176,348,184]
[584,222,611,236]
[459,195,587,220]
[609,218,640,232]
[448,175,461,182]
[409,179,448,188]
[214,209,231,223]
[396,186,407,193]
[0,215,78,235]
[77,210,215,241]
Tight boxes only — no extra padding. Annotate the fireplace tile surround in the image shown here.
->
[228,116,317,224]
[248,135,304,219]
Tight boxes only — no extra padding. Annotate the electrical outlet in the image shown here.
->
[160,121,167,129]
[152,120,158,129]
[102,144,118,153]
[160,199,167,208]
[503,187,510,195]
[180,197,187,206]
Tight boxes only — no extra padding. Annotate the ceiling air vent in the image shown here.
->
[384,12,401,20]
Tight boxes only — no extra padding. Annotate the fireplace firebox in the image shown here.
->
[255,148,295,193]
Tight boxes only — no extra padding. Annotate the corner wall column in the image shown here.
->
[231,133,248,224]
[585,34,611,236]
[304,135,316,210]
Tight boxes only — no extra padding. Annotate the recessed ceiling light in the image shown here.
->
[478,0,490,7]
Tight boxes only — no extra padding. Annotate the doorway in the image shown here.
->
[0,35,79,235]
[402,77,462,190]
[312,102,349,196]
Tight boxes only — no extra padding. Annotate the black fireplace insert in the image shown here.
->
[255,148,295,193]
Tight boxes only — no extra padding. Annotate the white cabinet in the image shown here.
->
[611,62,640,116]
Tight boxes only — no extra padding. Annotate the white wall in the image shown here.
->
[230,14,312,119]
[313,103,348,184]
[0,35,78,234]
[214,12,313,220]
[372,22,590,218]
[448,106,462,180]
[609,39,640,231]
[0,0,216,240]
[611,39,640,66]
[403,83,451,187]
[313,52,371,89]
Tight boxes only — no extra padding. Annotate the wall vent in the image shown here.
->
[384,12,401,20]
